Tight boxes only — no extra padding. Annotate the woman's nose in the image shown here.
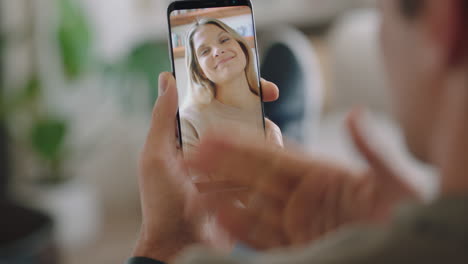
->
[214,48,225,57]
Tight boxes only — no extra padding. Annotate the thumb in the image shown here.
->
[146,72,179,148]
[346,109,402,184]
[346,108,421,209]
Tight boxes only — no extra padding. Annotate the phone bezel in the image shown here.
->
[166,0,266,152]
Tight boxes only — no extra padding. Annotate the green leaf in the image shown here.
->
[0,77,42,119]
[57,0,92,80]
[98,42,171,112]
[31,118,67,161]
[24,77,41,101]
[124,42,171,104]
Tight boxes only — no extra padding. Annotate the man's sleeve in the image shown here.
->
[126,257,166,264]
[126,226,392,264]
[172,226,387,264]
[173,218,461,264]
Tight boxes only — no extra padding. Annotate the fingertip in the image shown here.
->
[346,109,361,142]
[147,72,178,140]
[159,71,174,81]
[267,81,280,99]
[346,107,368,135]
[158,72,176,95]
[261,79,279,102]
[346,107,361,124]
[265,119,283,148]
[158,72,170,88]
[346,108,392,173]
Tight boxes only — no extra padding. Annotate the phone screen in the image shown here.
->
[168,2,264,166]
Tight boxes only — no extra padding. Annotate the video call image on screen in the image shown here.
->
[170,6,264,163]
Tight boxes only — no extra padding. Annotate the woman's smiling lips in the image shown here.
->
[215,56,235,69]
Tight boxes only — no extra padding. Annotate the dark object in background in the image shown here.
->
[260,26,323,145]
[261,43,307,143]
[0,201,58,264]
[0,123,9,199]
[0,3,7,199]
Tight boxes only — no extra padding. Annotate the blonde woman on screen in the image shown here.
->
[179,18,277,156]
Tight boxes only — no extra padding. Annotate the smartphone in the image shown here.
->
[167,0,265,172]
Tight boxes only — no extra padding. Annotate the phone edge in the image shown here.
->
[166,0,266,154]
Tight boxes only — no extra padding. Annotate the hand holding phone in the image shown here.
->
[132,2,283,259]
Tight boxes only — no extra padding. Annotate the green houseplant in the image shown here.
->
[0,0,91,185]
[2,0,173,251]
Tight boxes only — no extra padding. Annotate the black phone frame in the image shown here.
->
[166,0,266,152]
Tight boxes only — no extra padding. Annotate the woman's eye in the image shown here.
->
[201,49,209,56]
[221,38,230,43]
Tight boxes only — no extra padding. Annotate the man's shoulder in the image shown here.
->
[175,197,468,264]
[392,196,468,241]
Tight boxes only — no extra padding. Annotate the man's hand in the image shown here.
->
[187,109,420,250]
[133,72,198,262]
[133,72,281,262]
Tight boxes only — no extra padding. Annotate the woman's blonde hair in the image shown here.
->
[184,18,259,106]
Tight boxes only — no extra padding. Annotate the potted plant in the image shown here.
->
[1,0,100,250]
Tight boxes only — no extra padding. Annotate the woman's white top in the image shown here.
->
[179,99,264,156]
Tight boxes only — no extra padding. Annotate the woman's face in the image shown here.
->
[192,24,247,85]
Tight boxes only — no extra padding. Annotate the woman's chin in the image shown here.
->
[217,68,244,81]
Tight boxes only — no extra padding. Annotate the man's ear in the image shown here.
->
[427,0,468,66]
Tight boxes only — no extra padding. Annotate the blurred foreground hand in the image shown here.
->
[187,110,420,250]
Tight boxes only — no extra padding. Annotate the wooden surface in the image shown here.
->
[170,6,251,27]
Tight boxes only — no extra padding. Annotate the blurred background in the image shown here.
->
[0,0,438,263]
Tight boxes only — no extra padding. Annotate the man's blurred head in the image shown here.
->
[379,0,468,162]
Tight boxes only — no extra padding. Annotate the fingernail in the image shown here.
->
[158,73,169,96]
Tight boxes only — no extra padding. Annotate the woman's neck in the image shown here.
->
[214,75,259,110]
[431,69,468,197]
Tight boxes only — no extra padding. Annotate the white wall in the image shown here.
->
[79,0,374,61]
